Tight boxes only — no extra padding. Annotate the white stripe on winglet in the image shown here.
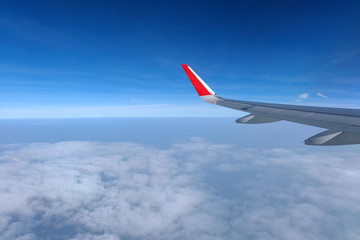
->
[188,66,216,95]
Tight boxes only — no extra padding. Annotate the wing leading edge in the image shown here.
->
[182,64,360,146]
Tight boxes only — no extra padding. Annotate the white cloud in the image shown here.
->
[0,140,360,239]
[317,92,329,98]
[297,93,309,101]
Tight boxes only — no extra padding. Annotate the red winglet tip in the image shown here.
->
[182,64,212,96]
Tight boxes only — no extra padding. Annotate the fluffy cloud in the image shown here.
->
[0,140,229,240]
[216,148,360,240]
[0,140,360,239]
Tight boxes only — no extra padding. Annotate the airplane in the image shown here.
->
[182,64,360,146]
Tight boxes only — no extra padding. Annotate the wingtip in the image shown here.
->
[181,64,215,96]
[181,64,189,69]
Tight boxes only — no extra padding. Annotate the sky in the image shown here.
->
[1,1,360,240]
[0,0,359,117]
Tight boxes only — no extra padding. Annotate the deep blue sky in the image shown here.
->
[0,0,359,117]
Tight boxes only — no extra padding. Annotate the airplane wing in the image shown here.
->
[182,64,360,145]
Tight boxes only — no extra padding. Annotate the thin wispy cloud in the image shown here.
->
[317,92,329,98]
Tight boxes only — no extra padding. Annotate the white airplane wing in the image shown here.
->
[182,64,360,146]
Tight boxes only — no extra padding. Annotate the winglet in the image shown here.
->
[182,64,216,96]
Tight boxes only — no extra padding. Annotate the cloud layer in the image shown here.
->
[0,140,360,239]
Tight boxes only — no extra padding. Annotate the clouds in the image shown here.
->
[215,148,360,240]
[317,92,329,98]
[296,92,331,102]
[0,140,360,239]
[297,93,309,101]
[0,140,229,240]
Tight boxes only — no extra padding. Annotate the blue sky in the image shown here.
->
[0,0,360,117]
